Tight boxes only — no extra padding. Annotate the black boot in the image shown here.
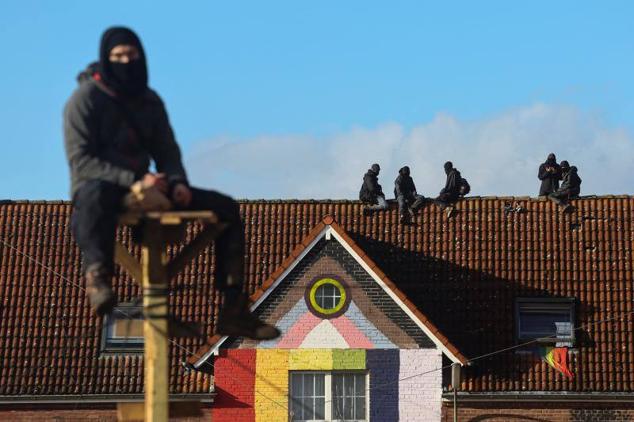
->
[216,293,281,340]
[85,264,117,317]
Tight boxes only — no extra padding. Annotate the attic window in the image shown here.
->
[305,277,350,319]
[101,304,144,352]
[516,298,575,346]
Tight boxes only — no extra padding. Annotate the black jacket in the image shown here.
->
[538,160,562,196]
[359,170,384,203]
[394,169,417,199]
[64,73,187,198]
[559,168,581,196]
[440,168,461,195]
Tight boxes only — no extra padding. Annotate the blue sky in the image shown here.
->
[1,1,633,199]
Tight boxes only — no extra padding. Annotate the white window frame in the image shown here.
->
[289,371,369,422]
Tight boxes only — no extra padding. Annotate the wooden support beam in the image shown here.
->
[167,223,228,279]
[114,211,223,422]
[114,243,142,281]
[142,220,169,422]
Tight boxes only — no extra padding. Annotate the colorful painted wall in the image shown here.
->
[211,348,442,422]
[211,232,446,421]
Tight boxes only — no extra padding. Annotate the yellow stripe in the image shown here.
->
[289,349,334,370]
[255,350,289,422]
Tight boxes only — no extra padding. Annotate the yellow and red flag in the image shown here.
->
[537,346,574,379]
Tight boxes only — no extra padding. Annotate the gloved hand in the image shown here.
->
[123,181,172,212]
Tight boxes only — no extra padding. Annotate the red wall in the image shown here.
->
[211,349,256,422]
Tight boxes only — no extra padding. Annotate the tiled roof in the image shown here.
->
[1,196,633,396]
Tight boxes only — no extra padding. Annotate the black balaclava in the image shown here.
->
[444,161,453,175]
[99,26,148,97]
[371,163,380,174]
[400,166,410,176]
[547,153,556,163]
[560,160,570,172]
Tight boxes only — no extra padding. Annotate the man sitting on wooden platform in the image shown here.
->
[63,26,279,341]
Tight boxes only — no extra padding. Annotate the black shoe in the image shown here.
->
[216,296,280,340]
[446,208,457,218]
[363,208,372,217]
[399,214,410,224]
[85,265,117,317]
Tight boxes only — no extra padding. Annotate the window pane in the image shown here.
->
[520,310,571,336]
[344,397,354,420]
[355,374,365,394]
[355,397,366,419]
[291,374,302,398]
[314,398,325,419]
[290,397,303,421]
[344,376,354,396]
[315,283,342,310]
[112,318,144,338]
[305,398,314,420]
[314,373,325,396]
[303,374,314,396]
[332,375,343,398]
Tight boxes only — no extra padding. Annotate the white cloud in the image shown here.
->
[185,104,634,199]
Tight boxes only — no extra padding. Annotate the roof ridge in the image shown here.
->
[2,195,633,206]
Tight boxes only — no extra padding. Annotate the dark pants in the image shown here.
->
[397,194,425,215]
[71,180,245,291]
[434,191,459,210]
[548,189,577,207]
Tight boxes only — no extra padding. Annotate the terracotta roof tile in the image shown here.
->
[1,197,633,395]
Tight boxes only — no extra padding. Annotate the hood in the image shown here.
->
[98,26,148,97]
[399,166,410,177]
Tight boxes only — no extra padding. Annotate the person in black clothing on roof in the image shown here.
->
[434,161,469,217]
[63,27,279,341]
[548,161,581,212]
[538,153,562,196]
[359,163,388,214]
[394,166,425,224]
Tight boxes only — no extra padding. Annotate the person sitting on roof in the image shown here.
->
[63,26,279,341]
[359,163,388,214]
[394,166,425,224]
[548,161,581,212]
[434,161,470,217]
[538,153,562,196]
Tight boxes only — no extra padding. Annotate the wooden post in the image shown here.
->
[142,220,169,422]
[114,211,226,422]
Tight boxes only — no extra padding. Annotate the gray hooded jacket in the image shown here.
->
[63,73,187,198]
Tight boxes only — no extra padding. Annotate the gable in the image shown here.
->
[233,238,430,350]
[196,219,467,366]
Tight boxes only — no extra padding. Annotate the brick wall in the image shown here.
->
[399,349,443,422]
[0,406,212,422]
[441,401,634,422]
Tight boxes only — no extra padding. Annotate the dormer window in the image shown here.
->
[516,298,575,346]
[101,304,144,353]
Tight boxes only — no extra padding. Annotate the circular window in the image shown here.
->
[305,277,350,318]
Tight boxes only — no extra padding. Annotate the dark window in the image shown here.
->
[101,305,144,352]
[516,298,575,345]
